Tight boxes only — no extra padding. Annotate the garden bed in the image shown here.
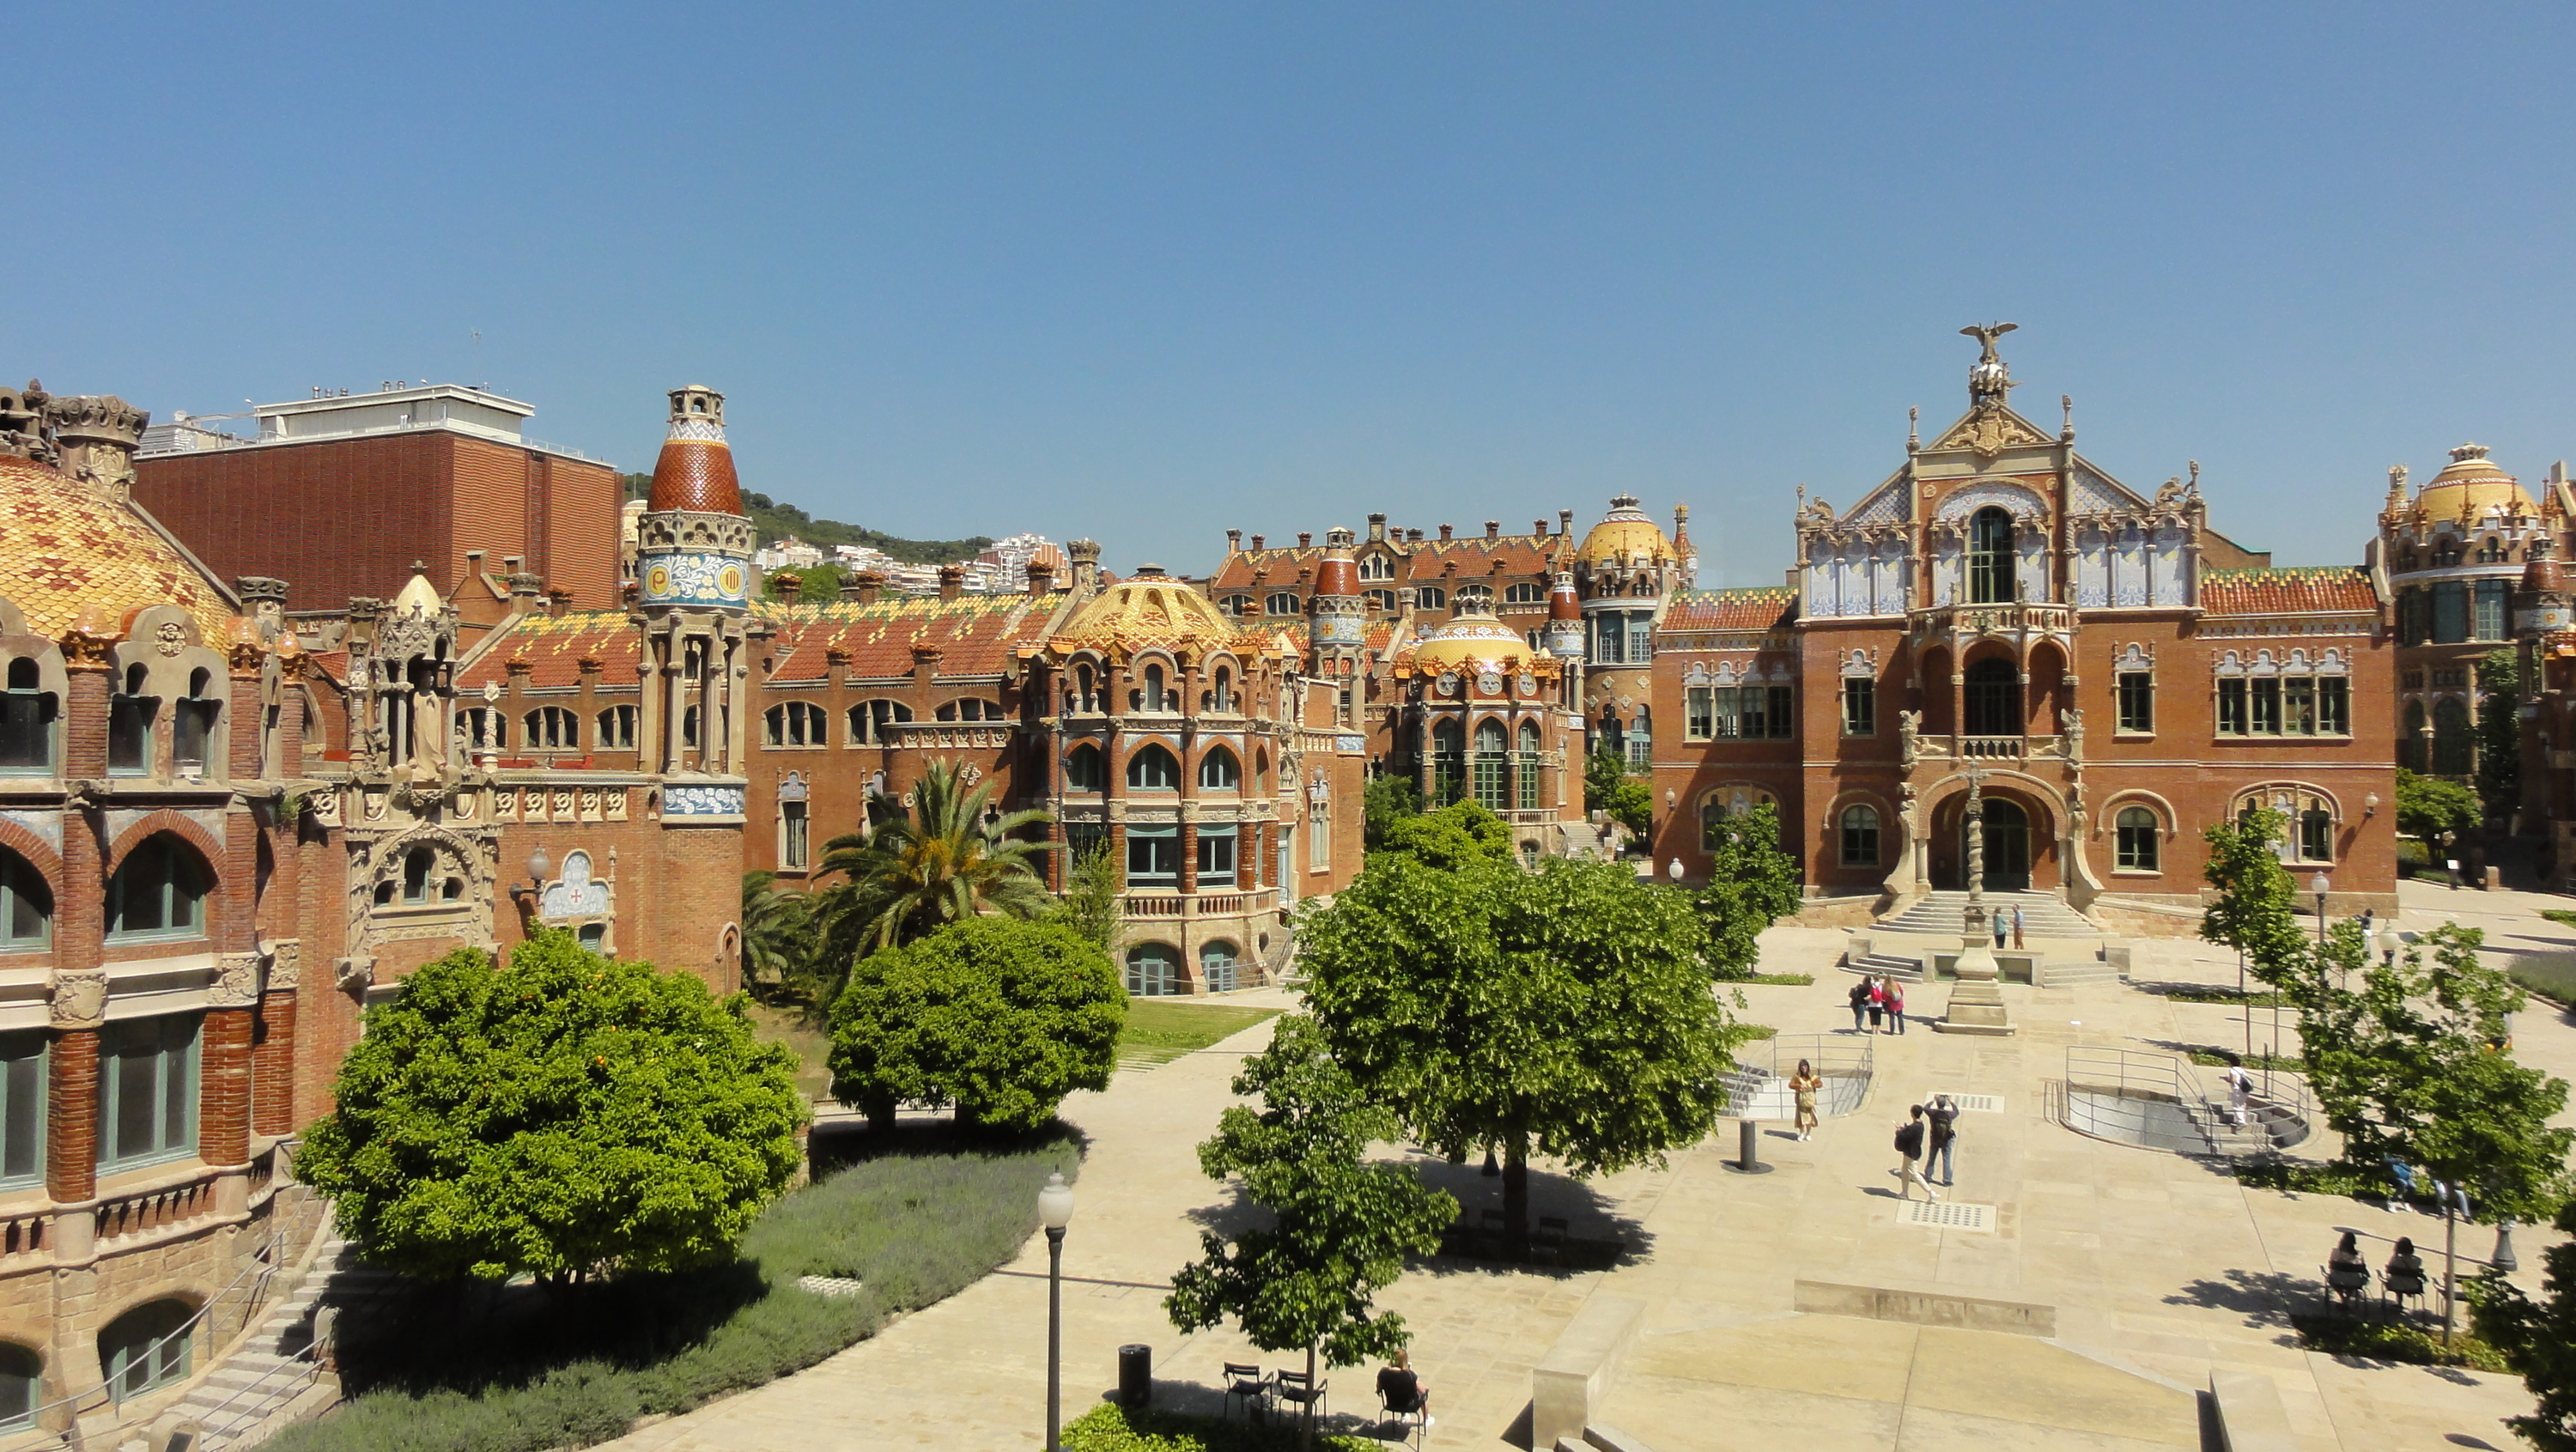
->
[2291,1312,2510,1371]
[266,1121,1083,1452]
[1064,1401,1383,1450]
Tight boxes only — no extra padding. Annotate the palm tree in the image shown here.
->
[810,760,1055,987]
[738,872,816,995]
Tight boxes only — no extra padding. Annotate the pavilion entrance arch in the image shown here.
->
[1912,772,2065,896]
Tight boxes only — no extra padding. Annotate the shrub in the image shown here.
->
[1063,1404,1378,1452]
[2291,1312,2512,1372]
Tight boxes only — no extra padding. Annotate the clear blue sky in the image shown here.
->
[10,3,2574,585]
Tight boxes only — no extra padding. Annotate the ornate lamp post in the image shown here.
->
[1038,1171,1077,1452]
[507,847,553,921]
[2375,921,2403,969]
[1937,768,2014,1036]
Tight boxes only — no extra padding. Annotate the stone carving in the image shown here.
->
[211,952,262,1007]
[337,957,375,993]
[2060,708,2084,759]
[268,939,302,992]
[1961,321,2018,406]
[49,969,107,1028]
[1898,709,1921,770]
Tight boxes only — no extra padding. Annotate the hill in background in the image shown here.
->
[621,474,994,566]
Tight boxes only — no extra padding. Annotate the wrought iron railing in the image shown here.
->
[1718,1034,1874,1121]
[2062,1046,2218,1154]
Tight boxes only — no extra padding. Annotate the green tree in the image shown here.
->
[739,871,816,994]
[1164,1015,1456,1449]
[1692,802,1805,980]
[1377,799,1516,872]
[2477,1198,2576,1449]
[2397,767,2481,847]
[1044,841,1124,954]
[2478,647,2524,822]
[2294,920,2573,1340]
[810,758,1055,979]
[2199,807,2309,986]
[1298,854,1746,1255]
[827,918,1124,1132]
[1583,744,1651,843]
[1362,771,1425,851]
[296,932,805,1286]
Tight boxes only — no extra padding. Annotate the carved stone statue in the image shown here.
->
[1898,708,1922,769]
[1961,322,2020,407]
[2059,707,2084,758]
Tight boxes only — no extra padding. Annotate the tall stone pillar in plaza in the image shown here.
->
[1938,769,2016,1036]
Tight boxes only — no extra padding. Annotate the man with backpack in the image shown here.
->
[1895,1105,1937,1200]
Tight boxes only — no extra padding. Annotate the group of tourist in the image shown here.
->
[1846,974,1909,1034]
[2327,1229,2429,1310]
[1894,1096,1961,1200]
[2383,1157,2474,1218]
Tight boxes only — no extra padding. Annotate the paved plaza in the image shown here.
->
[598,878,2576,1452]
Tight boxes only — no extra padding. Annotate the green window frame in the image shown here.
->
[106,835,210,942]
[2219,677,2249,735]
[97,1015,198,1173]
[1195,825,1236,881]
[2115,806,2160,871]
[0,1033,44,1189]
[1840,677,1874,738]
[2318,677,2349,735]
[100,1299,191,1404]
[2116,671,2153,733]
[1125,825,1179,887]
[0,854,47,951]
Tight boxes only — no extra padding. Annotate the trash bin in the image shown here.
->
[1119,1343,1152,1407]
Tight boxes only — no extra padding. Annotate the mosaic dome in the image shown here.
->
[1577,494,1670,566]
[1054,568,1237,655]
[1411,600,1530,674]
[0,455,235,640]
[2415,443,2533,520]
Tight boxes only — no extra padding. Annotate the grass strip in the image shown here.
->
[1742,973,1815,986]
[1116,1002,1279,1068]
[2291,1313,2511,1372]
[268,1122,1082,1452]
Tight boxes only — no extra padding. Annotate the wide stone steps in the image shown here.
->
[1876,890,2101,939]
[167,1236,398,1448]
[2038,960,2120,988]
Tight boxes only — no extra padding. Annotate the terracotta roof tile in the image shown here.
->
[0,455,237,641]
[764,594,1060,680]
[458,612,641,690]
[2200,568,2378,617]
[1657,587,1797,632]
[1207,536,1565,590]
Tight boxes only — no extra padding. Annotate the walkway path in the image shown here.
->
[588,906,2573,1451]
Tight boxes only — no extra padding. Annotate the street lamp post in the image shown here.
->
[2375,922,2403,969]
[1038,1171,1076,1452]
[2308,872,2330,948]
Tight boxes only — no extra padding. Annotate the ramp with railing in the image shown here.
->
[1721,1034,1874,1121]
[2061,1047,2312,1157]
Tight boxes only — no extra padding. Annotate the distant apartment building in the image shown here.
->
[134,384,622,632]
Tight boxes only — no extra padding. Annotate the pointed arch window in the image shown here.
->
[596,704,636,750]
[1516,719,1543,811]
[1198,746,1240,791]
[526,705,581,751]
[848,699,913,745]
[1431,719,1466,805]
[1066,743,1105,791]
[1473,720,1509,809]
[106,835,210,941]
[762,701,826,747]
[1127,743,1180,790]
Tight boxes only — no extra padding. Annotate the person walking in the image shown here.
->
[1790,1059,1822,1141]
[1848,975,1871,1034]
[1866,975,1886,1033]
[1924,1094,1959,1185]
[2011,905,2026,950]
[2225,1064,2254,1127]
[2385,1156,2418,1212]
[1895,1105,1937,1200]
[1886,977,1908,1035]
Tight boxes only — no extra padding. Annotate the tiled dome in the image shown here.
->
[1577,494,1670,566]
[2415,443,2534,521]
[1410,598,1530,674]
[0,455,236,640]
[645,385,744,515]
[1053,568,1237,655]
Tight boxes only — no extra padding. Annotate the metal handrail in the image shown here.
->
[1721,1034,1874,1121]
[2063,1046,2218,1154]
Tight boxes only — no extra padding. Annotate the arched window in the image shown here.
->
[1358,556,1393,581]
[1415,586,1448,610]
[454,707,506,752]
[2300,807,2335,863]
[1504,581,1546,604]
[1126,944,1181,996]
[1212,666,1234,713]
[848,699,912,745]
[402,847,434,904]
[2116,806,2160,871]
[1198,746,1240,790]
[0,1340,37,1430]
[1127,744,1180,789]
[1962,658,2021,736]
[1839,805,1880,866]
[0,659,55,774]
[1220,594,1253,617]
[1266,592,1301,617]
[106,835,210,940]
[935,699,1005,722]
[1967,507,2016,604]
[100,1299,192,1402]
[1364,589,1397,611]
[1140,664,1170,712]
[1072,663,1100,712]
[108,663,155,775]
[1517,720,1543,811]
[763,702,826,746]
[1066,744,1105,791]
[526,705,580,751]
[173,668,220,773]
[2432,698,2474,775]
[1200,940,1239,993]
[1455,584,1493,610]
[1473,720,1509,810]
[0,853,48,950]
[1431,719,1466,805]
[596,704,637,750]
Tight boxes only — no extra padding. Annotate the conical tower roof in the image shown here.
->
[646,385,744,514]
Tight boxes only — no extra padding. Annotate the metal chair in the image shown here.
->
[2382,1267,2428,1316]
[1221,1362,1272,1423]
[1473,1208,1508,1260]
[1274,1367,1328,1429]
[1376,1369,1430,1449]
[2323,1262,2369,1315]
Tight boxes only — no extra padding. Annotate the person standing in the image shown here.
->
[2385,1156,2417,1212]
[2012,905,2026,950]
[1993,910,2008,951]
[2225,1064,2254,1127]
[1866,975,1886,1033]
[1886,977,1908,1035]
[1895,1106,1936,1200]
[1848,975,1871,1034]
[1790,1059,1822,1141]
[1924,1094,1959,1185]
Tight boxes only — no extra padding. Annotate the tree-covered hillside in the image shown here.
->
[622,474,993,566]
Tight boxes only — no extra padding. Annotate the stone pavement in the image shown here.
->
[591,901,2575,1452]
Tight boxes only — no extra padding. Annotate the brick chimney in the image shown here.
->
[1026,556,1057,592]
[546,588,574,619]
[1558,508,1574,536]
[1226,529,1242,554]
[938,564,965,601]
[506,559,543,617]
[1367,513,1388,543]
[1485,520,1500,539]
[1438,524,1454,542]
[774,573,802,604]
[851,570,884,605]
[1250,534,1266,551]
[1534,519,1549,537]
[1297,532,1312,548]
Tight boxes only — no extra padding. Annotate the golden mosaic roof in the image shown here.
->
[1052,572,1238,656]
[2415,443,2534,520]
[1577,494,1670,565]
[0,455,234,641]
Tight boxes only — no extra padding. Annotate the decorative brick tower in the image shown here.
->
[1546,568,1584,708]
[1309,528,1366,727]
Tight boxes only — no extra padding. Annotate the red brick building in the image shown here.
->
[133,385,622,635]
[1649,331,2399,926]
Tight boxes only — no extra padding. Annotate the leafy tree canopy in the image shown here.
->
[810,758,1054,993]
[1165,1015,1455,1382]
[1376,799,1516,873]
[2199,806,2308,985]
[1692,802,1805,980]
[2477,647,2523,821]
[2397,767,2482,844]
[1044,841,1125,955]
[2479,1198,2576,1450]
[1298,854,1745,1248]
[1361,773,1425,851]
[828,917,1125,1132]
[740,871,817,996]
[1583,744,1651,841]
[296,932,805,1285]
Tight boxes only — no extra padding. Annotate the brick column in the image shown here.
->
[1255,820,1273,889]
[1237,821,1255,890]
[228,623,265,781]
[198,1000,253,1168]
[52,617,114,1208]
[250,953,298,1138]
[1179,817,1198,895]
[47,1029,99,1207]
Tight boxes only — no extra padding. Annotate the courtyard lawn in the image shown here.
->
[2504,951,2576,1008]
[744,1001,834,1100]
[1116,1000,1279,1071]
[265,1121,1082,1452]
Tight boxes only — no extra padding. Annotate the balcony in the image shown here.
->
[1906,734,2070,766]
[1125,888,1279,920]
[1909,601,2077,642]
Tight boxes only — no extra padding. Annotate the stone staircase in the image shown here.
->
[165,1236,398,1448]
[1875,890,2101,939]
[1846,947,1935,982]
[2038,957,2121,988]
